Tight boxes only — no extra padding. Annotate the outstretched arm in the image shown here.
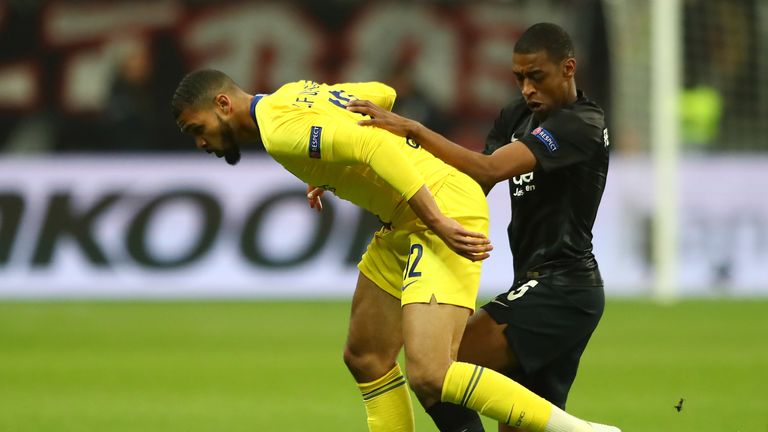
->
[347,100,537,192]
[310,121,492,261]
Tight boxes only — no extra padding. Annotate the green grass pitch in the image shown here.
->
[1,299,766,431]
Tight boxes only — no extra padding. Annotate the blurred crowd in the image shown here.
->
[0,0,765,154]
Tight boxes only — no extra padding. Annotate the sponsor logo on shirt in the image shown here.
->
[532,127,558,152]
[309,126,322,158]
[512,172,534,185]
[512,172,535,197]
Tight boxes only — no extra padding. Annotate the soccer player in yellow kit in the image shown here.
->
[172,69,610,432]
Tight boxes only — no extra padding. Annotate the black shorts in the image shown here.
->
[482,277,604,409]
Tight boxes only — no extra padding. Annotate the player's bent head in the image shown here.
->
[514,22,575,64]
[171,69,238,120]
[172,69,242,166]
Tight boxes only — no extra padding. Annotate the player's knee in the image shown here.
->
[343,344,395,382]
[405,364,445,402]
[342,344,367,374]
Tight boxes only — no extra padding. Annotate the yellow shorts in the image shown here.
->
[358,171,489,311]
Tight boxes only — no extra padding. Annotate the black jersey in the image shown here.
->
[485,90,608,284]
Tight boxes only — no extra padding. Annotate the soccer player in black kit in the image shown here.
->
[348,22,616,432]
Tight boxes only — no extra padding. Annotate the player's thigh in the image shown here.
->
[346,272,403,358]
[457,309,520,374]
[399,227,482,371]
[402,301,471,378]
[348,227,409,363]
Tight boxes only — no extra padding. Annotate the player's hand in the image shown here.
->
[432,217,492,262]
[306,185,324,212]
[346,99,420,138]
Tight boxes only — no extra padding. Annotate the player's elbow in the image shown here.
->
[473,173,497,192]
[471,157,503,190]
[369,82,397,111]
[446,153,499,191]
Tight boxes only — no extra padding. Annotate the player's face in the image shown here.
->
[177,107,241,166]
[512,50,575,118]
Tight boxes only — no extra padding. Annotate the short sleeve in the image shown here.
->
[518,108,605,172]
[484,108,509,155]
[484,101,530,156]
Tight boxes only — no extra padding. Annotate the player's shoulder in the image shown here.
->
[556,91,605,127]
[542,98,604,145]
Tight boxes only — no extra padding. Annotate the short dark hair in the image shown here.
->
[514,23,575,63]
[171,69,236,119]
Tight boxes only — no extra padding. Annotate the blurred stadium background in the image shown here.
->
[0,0,766,431]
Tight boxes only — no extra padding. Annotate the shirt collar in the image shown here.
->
[249,94,267,124]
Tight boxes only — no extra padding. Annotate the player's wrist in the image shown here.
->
[429,214,453,235]
[406,121,426,141]
[418,206,445,230]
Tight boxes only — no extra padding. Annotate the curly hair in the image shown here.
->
[171,69,236,119]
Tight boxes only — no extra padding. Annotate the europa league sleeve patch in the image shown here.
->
[308,126,322,159]
[531,127,559,152]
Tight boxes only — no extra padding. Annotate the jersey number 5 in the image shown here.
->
[506,280,538,301]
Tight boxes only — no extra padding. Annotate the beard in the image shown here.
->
[218,115,242,166]
[224,150,241,166]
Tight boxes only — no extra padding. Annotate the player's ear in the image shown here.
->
[563,58,576,79]
[214,93,232,114]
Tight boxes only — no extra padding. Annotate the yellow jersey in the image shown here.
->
[253,80,454,224]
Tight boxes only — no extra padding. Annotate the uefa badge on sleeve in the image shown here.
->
[309,126,322,159]
[532,127,559,153]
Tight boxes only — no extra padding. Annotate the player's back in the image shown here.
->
[254,80,454,224]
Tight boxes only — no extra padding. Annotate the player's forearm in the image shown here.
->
[346,99,497,190]
[409,123,496,190]
[406,185,492,261]
[406,185,446,229]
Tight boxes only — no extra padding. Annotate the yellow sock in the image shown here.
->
[357,363,415,432]
[441,361,553,432]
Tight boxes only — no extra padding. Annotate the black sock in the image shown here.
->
[426,402,485,432]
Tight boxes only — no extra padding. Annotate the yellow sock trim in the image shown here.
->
[441,361,553,432]
[357,364,414,432]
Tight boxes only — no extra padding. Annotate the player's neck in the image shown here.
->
[233,92,262,145]
[565,80,577,104]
